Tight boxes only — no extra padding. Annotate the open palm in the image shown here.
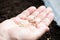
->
[0,6,54,40]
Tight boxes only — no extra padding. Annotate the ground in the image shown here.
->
[0,0,60,40]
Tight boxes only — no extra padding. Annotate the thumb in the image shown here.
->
[33,23,49,39]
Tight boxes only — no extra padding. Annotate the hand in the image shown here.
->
[0,6,54,40]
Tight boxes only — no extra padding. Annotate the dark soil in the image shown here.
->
[0,0,60,40]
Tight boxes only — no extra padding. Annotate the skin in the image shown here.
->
[0,6,54,40]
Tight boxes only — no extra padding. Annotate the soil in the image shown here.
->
[0,0,60,40]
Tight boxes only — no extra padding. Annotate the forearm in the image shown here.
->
[0,19,19,40]
[0,29,10,40]
[0,21,10,40]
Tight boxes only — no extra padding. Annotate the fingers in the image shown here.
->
[33,10,54,38]
[27,6,46,20]
[17,6,36,19]
[28,7,52,24]
[35,7,52,23]
[36,12,54,31]
[41,12,54,26]
[34,13,54,38]
[37,7,52,18]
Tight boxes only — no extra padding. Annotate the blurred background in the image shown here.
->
[43,0,60,26]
